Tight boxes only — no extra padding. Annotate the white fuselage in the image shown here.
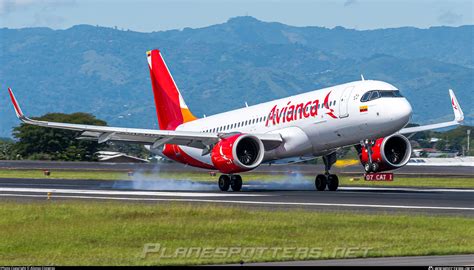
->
[175,80,412,166]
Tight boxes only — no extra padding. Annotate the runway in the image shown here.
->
[0,160,473,177]
[1,178,473,216]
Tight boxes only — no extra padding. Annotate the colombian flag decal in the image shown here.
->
[359,105,368,112]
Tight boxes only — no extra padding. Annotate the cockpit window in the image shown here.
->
[360,91,371,102]
[369,91,380,100]
[380,90,403,98]
[360,90,403,102]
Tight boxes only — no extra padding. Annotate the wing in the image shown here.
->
[398,89,464,134]
[7,88,283,151]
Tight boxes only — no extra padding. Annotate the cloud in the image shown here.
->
[33,10,66,26]
[0,0,33,15]
[344,0,357,7]
[437,10,463,25]
[0,0,75,15]
[0,0,75,28]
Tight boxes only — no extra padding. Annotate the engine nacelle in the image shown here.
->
[211,134,265,174]
[358,134,412,172]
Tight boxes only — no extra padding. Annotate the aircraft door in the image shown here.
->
[339,86,354,118]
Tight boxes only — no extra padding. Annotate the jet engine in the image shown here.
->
[211,134,265,174]
[356,134,412,172]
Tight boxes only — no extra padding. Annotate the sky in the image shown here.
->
[0,0,473,32]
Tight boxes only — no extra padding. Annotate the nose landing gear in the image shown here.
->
[315,152,339,191]
[361,139,378,173]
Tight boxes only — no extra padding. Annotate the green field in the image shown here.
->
[0,169,473,188]
[0,201,472,265]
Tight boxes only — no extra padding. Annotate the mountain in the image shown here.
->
[0,16,473,138]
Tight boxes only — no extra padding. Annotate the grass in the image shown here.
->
[339,176,474,188]
[0,201,472,265]
[0,169,473,188]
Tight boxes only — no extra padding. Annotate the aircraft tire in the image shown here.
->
[327,174,339,191]
[315,174,327,191]
[371,163,379,172]
[230,175,243,192]
[218,175,230,191]
[364,163,372,173]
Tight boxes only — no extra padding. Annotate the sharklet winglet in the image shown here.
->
[8,87,25,119]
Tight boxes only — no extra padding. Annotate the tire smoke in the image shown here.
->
[114,164,314,191]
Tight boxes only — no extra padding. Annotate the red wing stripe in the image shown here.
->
[8,88,23,117]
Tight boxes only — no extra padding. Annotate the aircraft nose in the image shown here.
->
[396,98,412,124]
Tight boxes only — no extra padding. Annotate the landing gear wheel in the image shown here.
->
[218,175,230,191]
[327,174,339,191]
[230,175,243,192]
[315,174,327,191]
[364,163,372,173]
[371,163,379,172]
[364,163,379,173]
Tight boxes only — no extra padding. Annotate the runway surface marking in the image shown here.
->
[0,183,87,187]
[339,187,474,193]
[2,192,474,211]
[0,187,268,197]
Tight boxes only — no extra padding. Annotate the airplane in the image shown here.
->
[7,49,464,192]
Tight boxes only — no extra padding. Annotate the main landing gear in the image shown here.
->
[218,174,242,192]
[315,152,339,191]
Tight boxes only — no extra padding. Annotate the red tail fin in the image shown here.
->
[147,49,197,130]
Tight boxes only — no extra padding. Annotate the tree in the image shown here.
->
[12,113,107,161]
[430,125,473,154]
[104,142,149,159]
[0,138,15,160]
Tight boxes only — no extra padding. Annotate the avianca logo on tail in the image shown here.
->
[265,91,338,127]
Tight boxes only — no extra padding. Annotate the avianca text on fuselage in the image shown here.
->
[265,91,337,127]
